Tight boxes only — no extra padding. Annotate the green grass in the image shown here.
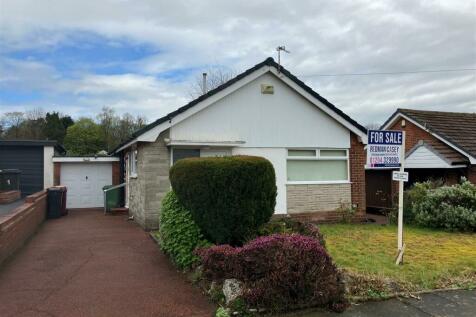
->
[319,224,476,291]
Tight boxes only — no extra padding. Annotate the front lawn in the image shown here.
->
[319,224,476,297]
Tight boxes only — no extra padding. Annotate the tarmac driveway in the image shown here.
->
[0,209,214,317]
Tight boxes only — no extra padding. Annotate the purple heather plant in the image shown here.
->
[196,234,348,313]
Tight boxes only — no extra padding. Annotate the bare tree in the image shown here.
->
[189,66,237,98]
[97,106,120,152]
[366,123,382,130]
[1,112,25,139]
[24,108,46,139]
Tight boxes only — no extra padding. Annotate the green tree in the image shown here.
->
[61,115,74,130]
[63,118,105,155]
[44,112,65,142]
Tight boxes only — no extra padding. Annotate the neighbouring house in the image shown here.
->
[0,140,64,196]
[366,108,476,211]
[113,57,368,230]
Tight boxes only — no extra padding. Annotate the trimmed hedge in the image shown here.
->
[170,155,277,245]
[197,234,347,313]
[159,191,211,269]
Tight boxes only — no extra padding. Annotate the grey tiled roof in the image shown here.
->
[390,108,476,160]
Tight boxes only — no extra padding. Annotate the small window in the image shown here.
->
[129,150,137,176]
[288,150,316,157]
[320,149,347,157]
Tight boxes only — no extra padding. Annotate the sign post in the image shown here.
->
[396,131,406,265]
[367,130,406,265]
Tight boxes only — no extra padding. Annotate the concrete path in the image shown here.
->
[0,209,215,317]
[283,290,476,317]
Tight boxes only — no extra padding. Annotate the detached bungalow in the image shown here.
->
[366,108,476,211]
[114,58,368,230]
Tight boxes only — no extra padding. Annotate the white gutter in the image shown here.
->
[53,157,120,162]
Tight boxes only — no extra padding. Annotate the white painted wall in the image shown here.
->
[232,147,287,214]
[406,146,452,168]
[43,146,54,189]
[171,72,350,148]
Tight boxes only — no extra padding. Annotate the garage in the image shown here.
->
[0,140,57,196]
[52,157,120,209]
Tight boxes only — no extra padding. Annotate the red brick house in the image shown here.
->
[366,108,476,211]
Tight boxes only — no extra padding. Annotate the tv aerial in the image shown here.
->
[276,46,290,72]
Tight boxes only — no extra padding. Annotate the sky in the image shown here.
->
[0,0,475,126]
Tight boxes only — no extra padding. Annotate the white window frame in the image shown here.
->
[129,148,138,178]
[286,148,350,185]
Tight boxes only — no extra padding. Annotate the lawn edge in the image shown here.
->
[349,286,475,303]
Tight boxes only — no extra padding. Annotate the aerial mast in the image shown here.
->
[276,46,290,73]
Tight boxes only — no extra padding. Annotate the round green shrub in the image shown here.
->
[413,181,476,231]
[388,181,435,224]
[170,155,277,245]
[159,191,211,269]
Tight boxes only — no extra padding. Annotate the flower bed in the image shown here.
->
[155,156,348,316]
[197,234,347,313]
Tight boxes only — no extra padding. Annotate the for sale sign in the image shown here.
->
[367,130,403,168]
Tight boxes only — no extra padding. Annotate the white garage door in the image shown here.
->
[61,163,112,208]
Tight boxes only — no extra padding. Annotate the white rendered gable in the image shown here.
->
[170,72,350,148]
[405,144,453,168]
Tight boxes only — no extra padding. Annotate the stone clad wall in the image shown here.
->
[128,131,170,230]
[287,183,351,214]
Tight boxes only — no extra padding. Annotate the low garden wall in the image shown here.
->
[0,190,47,266]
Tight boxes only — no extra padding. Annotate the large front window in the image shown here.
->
[286,149,349,182]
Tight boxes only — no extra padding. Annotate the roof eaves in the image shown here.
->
[0,139,57,147]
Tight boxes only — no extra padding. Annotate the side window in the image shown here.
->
[130,149,138,176]
[172,149,200,164]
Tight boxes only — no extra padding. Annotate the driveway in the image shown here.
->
[0,209,215,317]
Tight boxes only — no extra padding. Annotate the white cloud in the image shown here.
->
[0,0,475,124]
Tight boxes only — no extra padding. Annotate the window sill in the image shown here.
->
[129,174,138,179]
[286,181,350,185]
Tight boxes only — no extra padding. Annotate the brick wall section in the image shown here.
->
[128,131,170,230]
[389,118,441,153]
[0,191,21,204]
[0,190,47,266]
[468,165,476,184]
[287,183,351,214]
[112,162,120,185]
[53,162,61,186]
[349,132,366,215]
